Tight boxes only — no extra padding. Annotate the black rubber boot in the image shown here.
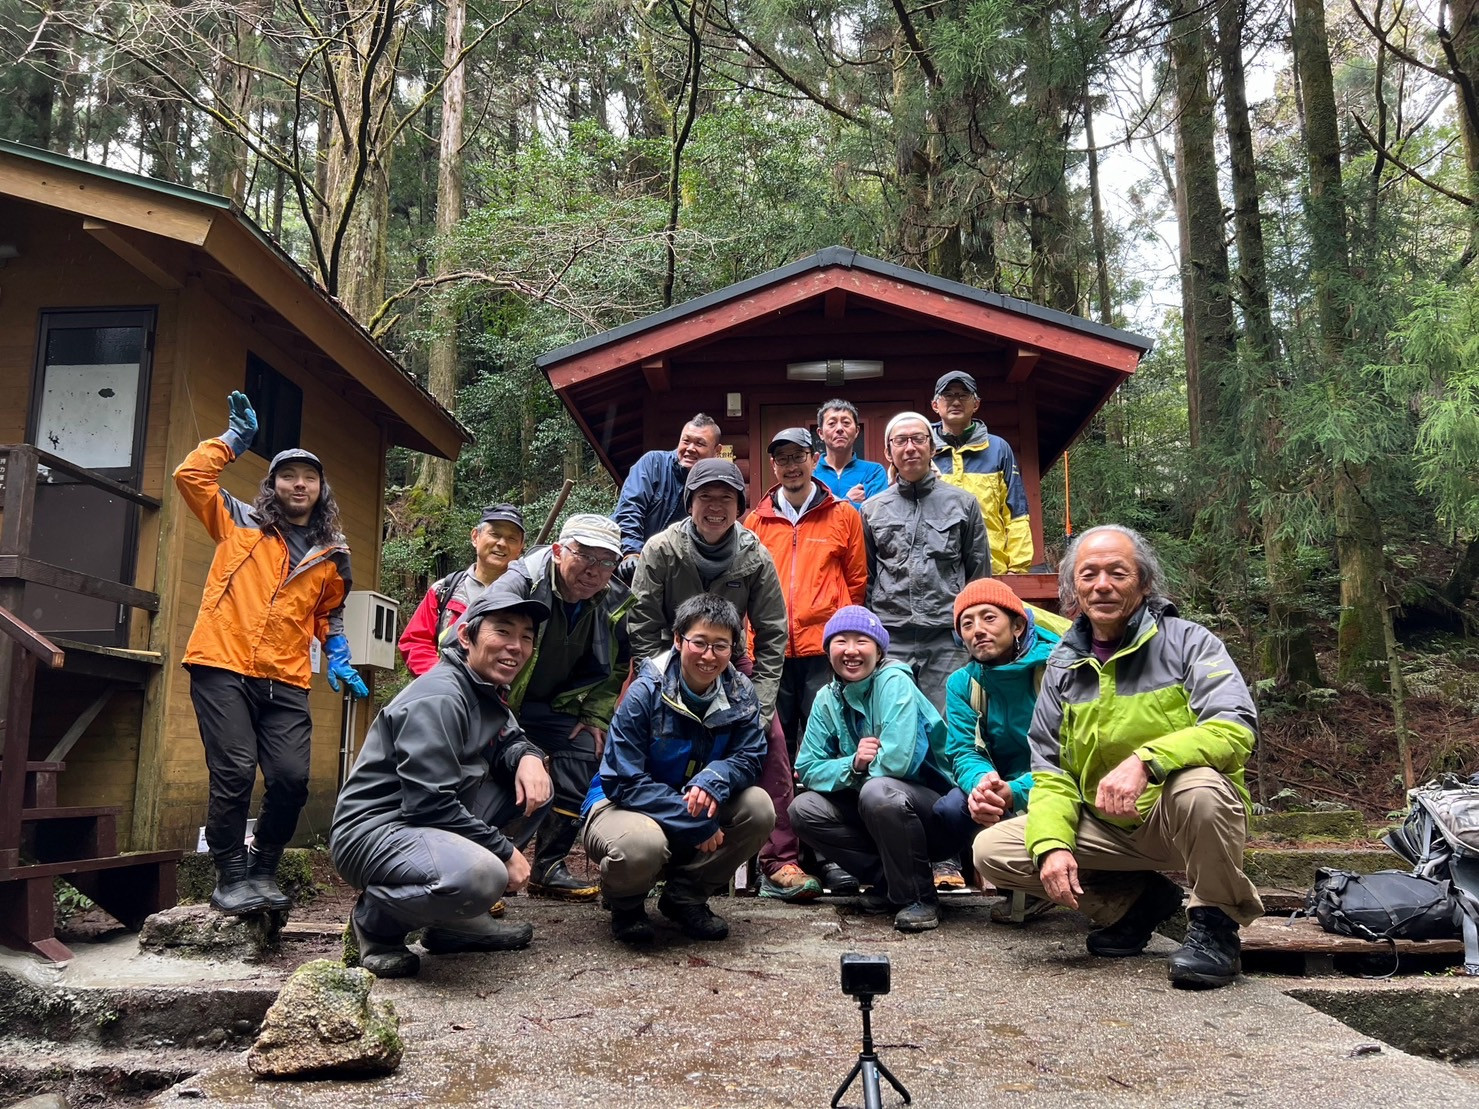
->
[420,919,535,953]
[1084,872,1184,957]
[1168,906,1242,989]
[350,898,420,979]
[611,902,656,945]
[210,848,271,915]
[528,816,600,901]
[247,842,292,911]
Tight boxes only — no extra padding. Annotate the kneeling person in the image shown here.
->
[582,595,776,945]
[330,592,555,978]
[790,607,956,933]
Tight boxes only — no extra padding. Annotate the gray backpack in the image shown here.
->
[1383,775,1479,975]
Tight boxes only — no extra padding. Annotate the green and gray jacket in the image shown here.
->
[628,521,788,721]
[1023,599,1257,864]
[481,546,634,728]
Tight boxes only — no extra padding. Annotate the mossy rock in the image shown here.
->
[1242,847,1401,888]
[1248,809,1368,841]
[178,848,323,905]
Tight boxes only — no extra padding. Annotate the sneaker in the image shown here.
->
[657,896,730,941]
[932,861,967,891]
[611,904,656,945]
[1167,907,1242,989]
[420,919,534,954]
[758,864,823,902]
[990,894,1056,925]
[348,904,420,979]
[893,900,941,933]
[820,862,860,896]
[528,862,601,902]
[1085,873,1184,958]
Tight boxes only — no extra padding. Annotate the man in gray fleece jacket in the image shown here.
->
[330,590,555,978]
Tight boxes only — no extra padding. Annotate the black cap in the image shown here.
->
[269,448,324,477]
[479,503,526,533]
[459,589,550,630]
[684,457,748,512]
[768,427,817,455]
[933,370,978,396]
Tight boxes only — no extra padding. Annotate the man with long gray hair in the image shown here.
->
[974,524,1263,989]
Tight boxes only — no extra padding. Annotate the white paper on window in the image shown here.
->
[34,363,140,469]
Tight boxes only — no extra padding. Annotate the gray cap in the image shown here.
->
[479,503,526,533]
[269,448,324,477]
[768,427,817,455]
[684,457,748,512]
[933,370,978,396]
[459,588,550,630]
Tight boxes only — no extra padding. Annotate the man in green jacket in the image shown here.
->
[974,525,1263,989]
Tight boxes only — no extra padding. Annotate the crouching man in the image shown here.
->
[582,595,775,945]
[329,591,555,978]
[974,525,1264,989]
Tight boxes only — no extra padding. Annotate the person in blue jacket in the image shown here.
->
[611,414,722,566]
[581,593,775,945]
[788,606,956,933]
[933,578,1068,906]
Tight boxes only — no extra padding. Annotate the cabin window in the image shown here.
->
[244,354,303,461]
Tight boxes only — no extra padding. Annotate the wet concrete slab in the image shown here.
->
[122,894,1479,1108]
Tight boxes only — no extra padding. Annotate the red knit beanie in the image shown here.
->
[953,578,1027,631]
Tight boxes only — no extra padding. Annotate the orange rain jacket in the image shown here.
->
[742,479,867,659]
[174,437,351,689]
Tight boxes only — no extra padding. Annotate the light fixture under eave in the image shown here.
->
[785,359,884,387]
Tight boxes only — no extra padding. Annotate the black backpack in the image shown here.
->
[1307,867,1464,943]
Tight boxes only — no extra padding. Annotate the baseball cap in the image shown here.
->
[269,448,323,477]
[479,503,526,533]
[768,427,817,455]
[559,513,622,555]
[459,589,550,630]
[934,370,978,396]
[684,457,748,511]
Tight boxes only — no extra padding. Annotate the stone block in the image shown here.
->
[247,960,401,1079]
[1248,809,1368,841]
[138,904,284,961]
[1242,847,1402,889]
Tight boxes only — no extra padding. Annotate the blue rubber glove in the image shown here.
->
[324,634,369,699]
[224,391,258,456]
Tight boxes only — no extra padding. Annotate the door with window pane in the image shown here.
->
[24,309,155,646]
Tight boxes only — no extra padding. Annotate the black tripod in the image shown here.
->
[830,993,912,1109]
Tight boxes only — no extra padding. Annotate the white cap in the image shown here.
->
[559,513,623,555]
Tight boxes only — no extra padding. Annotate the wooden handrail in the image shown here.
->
[0,556,159,613]
[27,447,162,510]
[0,605,63,668]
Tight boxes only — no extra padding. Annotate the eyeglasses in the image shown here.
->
[889,433,931,447]
[568,547,619,572]
[772,451,810,466]
[679,635,733,656]
[937,391,973,402]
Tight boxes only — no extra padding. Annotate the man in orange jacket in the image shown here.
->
[174,391,369,917]
[742,428,867,898]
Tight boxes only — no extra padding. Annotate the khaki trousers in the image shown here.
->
[583,787,775,909]
[973,767,1264,926]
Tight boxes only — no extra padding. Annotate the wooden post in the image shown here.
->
[0,446,39,869]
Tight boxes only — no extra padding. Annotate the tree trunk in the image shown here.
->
[1084,84,1113,326]
[416,0,467,503]
[1292,0,1387,689]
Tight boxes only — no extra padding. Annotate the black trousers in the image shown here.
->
[775,655,833,759]
[188,665,312,857]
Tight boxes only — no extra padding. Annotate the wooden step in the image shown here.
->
[0,849,181,963]
[21,805,118,859]
[1240,914,1465,976]
[0,759,64,806]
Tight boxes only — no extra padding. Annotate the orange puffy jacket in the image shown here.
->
[175,437,351,689]
[742,480,867,659]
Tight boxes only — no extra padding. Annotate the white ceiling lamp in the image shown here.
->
[785,359,884,387]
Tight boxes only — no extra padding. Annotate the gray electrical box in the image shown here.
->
[342,590,399,670]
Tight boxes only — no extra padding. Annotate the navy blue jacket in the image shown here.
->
[612,449,688,557]
[581,648,767,845]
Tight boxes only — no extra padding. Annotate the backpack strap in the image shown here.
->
[969,675,987,750]
[432,568,469,637]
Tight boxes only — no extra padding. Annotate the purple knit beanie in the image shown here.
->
[823,606,890,654]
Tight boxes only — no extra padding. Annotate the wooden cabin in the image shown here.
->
[538,247,1152,599]
[0,140,466,959]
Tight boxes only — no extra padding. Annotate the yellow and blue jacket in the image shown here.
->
[931,421,1033,574]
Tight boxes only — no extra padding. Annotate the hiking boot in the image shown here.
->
[421,919,534,954]
[758,864,823,902]
[1085,873,1184,958]
[990,894,1056,925]
[894,900,941,933]
[611,904,656,945]
[933,860,967,891]
[528,862,601,902]
[856,888,893,914]
[820,862,860,896]
[658,896,730,941]
[1168,907,1242,989]
[210,848,271,916]
[349,903,420,979]
[247,842,292,912]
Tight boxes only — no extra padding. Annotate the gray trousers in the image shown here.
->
[340,778,546,940]
[789,778,955,906]
[583,787,775,909]
[885,626,964,710]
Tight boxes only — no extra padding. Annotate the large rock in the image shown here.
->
[246,960,401,1079]
[138,904,284,961]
